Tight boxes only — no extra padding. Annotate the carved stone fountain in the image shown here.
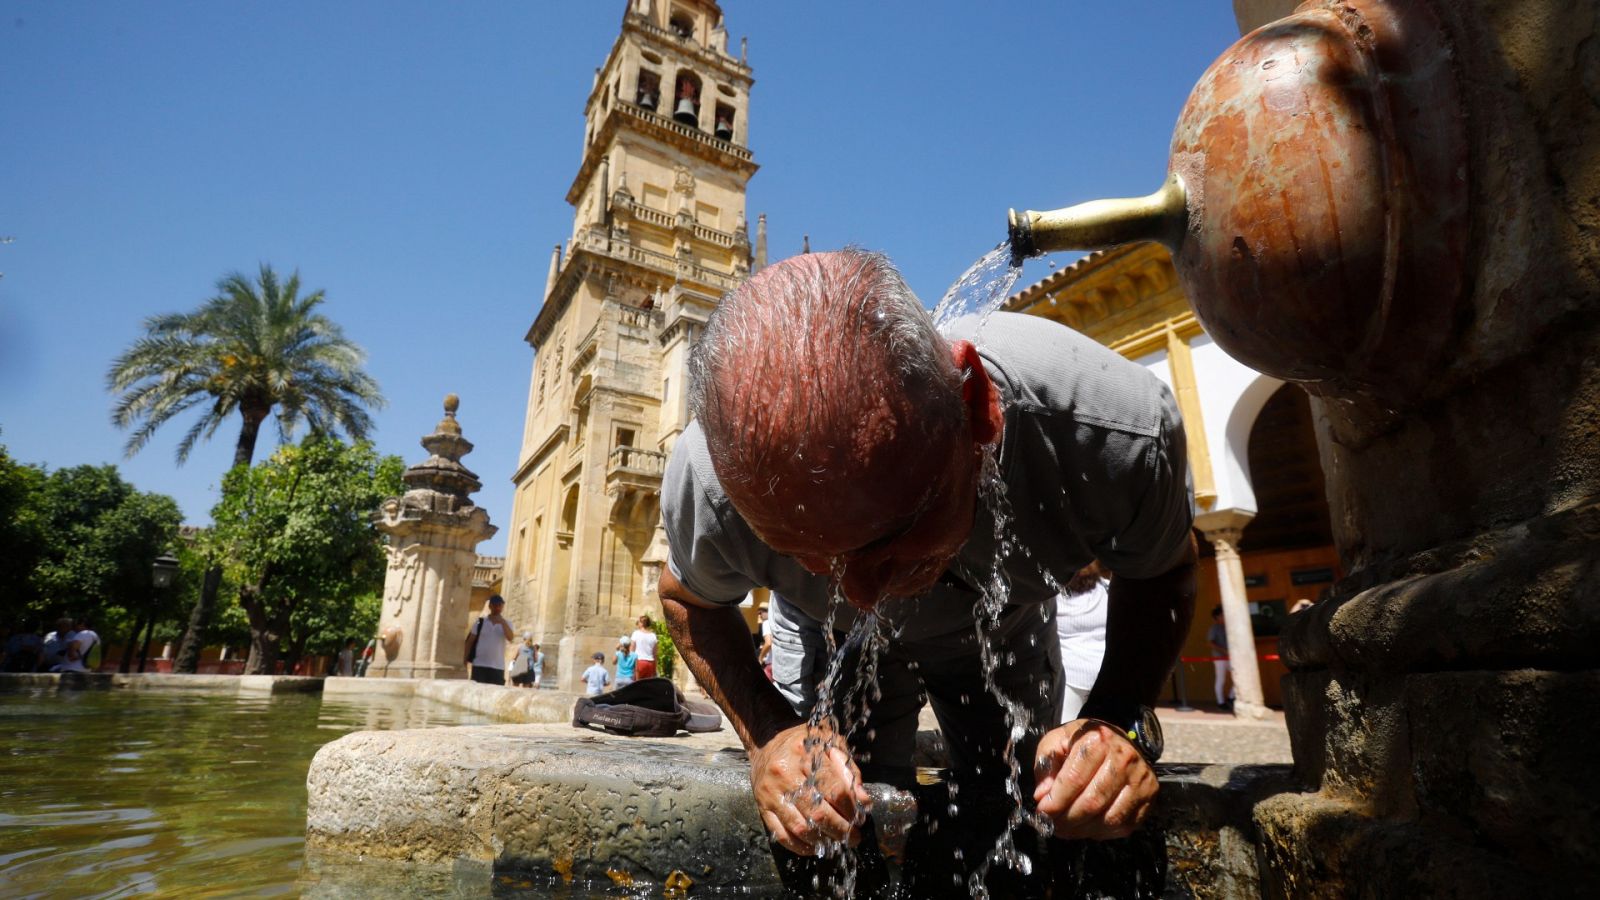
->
[371,395,498,679]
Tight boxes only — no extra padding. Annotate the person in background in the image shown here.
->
[466,594,515,686]
[756,602,774,680]
[68,616,101,673]
[630,614,659,679]
[1056,562,1111,723]
[511,634,538,688]
[40,617,76,672]
[531,642,546,687]
[357,637,377,677]
[582,651,611,696]
[614,637,638,687]
[2,621,44,673]
[337,638,356,677]
[1207,605,1235,712]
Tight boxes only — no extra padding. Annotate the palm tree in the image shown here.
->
[109,264,383,468]
[108,263,385,673]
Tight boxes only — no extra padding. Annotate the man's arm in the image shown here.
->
[1090,531,1198,709]
[659,569,867,855]
[1035,534,1197,840]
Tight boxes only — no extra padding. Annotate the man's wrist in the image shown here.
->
[1078,699,1163,764]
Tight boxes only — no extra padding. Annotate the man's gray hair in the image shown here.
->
[688,249,963,486]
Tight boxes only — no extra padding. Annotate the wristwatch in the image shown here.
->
[1079,700,1164,765]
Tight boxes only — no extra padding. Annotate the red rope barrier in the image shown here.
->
[1179,654,1280,663]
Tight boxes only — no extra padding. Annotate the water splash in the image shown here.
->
[932,242,1025,337]
[963,443,1054,898]
[786,566,887,898]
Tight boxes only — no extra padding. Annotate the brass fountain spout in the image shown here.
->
[1007,173,1188,261]
[1003,0,1470,399]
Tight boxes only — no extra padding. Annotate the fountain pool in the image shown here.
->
[0,686,498,897]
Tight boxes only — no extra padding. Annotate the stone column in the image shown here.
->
[373,395,497,679]
[1195,509,1269,720]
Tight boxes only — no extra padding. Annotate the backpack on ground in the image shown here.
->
[572,677,723,737]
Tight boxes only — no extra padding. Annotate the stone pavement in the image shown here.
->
[1156,704,1294,766]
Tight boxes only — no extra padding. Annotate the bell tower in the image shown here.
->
[504,0,758,691]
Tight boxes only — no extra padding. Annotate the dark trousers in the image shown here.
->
[470,666,504,686]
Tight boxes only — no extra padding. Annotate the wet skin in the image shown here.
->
[726,339,1000,612]
[664,338,1182,855]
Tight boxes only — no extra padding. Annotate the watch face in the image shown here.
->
[1140,706,1165,761]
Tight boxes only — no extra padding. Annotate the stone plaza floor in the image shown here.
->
[1155,704,1294,766]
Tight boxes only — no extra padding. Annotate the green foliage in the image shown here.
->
[0,439,48,619]
[208,435,403,670]
[0,441,181,638]
[107,263,385,466]
[652,618,677,679]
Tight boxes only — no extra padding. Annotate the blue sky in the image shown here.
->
[0,2,1241,554]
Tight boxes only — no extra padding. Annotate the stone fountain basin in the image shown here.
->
[305,690,1294,896]
[305,722,772,893]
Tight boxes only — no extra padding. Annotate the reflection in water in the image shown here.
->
[0,688,493,897]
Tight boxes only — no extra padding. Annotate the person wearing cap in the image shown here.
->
[582,651,611,696]
[466,594,515,686]
[614,637,638,687]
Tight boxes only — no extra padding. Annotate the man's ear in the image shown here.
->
[950,339,1002,445]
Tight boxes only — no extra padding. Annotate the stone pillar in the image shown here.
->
[1195,509,1269,720]
[373,395,497,679]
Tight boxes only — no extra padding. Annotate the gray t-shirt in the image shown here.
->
[663,311,1193,645]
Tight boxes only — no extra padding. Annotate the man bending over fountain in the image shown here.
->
[658,249,1196,890]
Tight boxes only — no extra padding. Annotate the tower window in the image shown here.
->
[636,69,660,111]
[673,71,702,128]
[669,10,694,40]
[714,103,735,141]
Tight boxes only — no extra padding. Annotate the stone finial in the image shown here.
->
[437,394,462,436]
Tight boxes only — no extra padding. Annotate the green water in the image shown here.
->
[0,688,496,897]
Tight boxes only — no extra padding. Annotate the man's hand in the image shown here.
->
[1033,720,1158,840]
[749,721,870,856]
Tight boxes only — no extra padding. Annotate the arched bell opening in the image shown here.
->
[635,68,661,111]
[673,70,702,127]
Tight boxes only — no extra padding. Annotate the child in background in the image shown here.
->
[614,637,637,687]
[582,652,611,696]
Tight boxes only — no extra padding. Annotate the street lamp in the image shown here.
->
[152,554,180,589]
[138,554,181,672]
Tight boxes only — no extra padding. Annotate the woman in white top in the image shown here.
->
[630,614,659,679]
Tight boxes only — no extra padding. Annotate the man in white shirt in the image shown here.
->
[42,617,77,672]
[630,615,659,679]
[466,595,514,685]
